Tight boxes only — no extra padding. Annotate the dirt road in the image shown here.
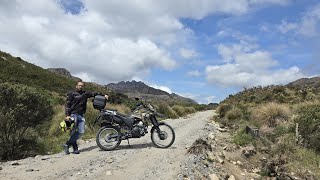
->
[0,110,215,180]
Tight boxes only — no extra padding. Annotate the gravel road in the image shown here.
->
[0,110,215,180]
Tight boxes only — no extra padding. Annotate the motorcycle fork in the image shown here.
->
[151,116,161,132]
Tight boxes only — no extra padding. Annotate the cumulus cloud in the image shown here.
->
[276,3,320,37]
[0,0,292,84]
[179,48,198,59]
[187,70,202,77]
[206,42,305,87]
[205,96,216,104]
[277,20,298,33]
[149,84,173,94]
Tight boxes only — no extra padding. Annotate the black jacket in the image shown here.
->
[65,90,99,116]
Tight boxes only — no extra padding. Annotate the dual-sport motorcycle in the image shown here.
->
[92,96,175,151]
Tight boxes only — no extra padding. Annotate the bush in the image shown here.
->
[233,129,254,146]
[172,105,186,116]
[0,83,53,160]
[294,101,320,152]
[184,107,196,114]
[251,102,291,127]
[158,103,179,119]
[216,103,232,118]
[226,107,243,121]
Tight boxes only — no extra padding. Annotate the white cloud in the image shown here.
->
[179,93,216,104]
[149,84,173,94]
[299,4,320,37]
[206,42,305,87]
[277,20,298,34]
[276,3,320,37]
[187,70,202,77]
[205,96,216,104]
[179,48,198,59]
[0,0,292,84]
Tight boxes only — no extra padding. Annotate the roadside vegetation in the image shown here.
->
[214,85,320,178]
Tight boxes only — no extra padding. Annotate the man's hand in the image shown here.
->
[105,94,109,100]
[65,116,71,121]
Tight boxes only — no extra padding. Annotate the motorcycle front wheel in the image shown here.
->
[96,125,121,151]
[151,122,175,148]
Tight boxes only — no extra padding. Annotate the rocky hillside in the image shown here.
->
[287,76,320,89]
[106,80,198,105]
[47,68,81,81]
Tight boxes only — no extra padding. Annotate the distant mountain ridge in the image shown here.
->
[287,76,320,89]
[47,68,81,81]
[106,81,198,104]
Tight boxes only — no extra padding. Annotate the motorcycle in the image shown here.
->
[93,97,175,151]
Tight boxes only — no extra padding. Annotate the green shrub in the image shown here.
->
[158,103,179,119]
[233,129,254,146]
[184,107,196,114]
[216,103,232,118]
[287,148,320,177]
[166,106,179,118]
[267,125,293,143]
[0,83,53,160]
[226,107,243,121]
[294,101,320,152]
[172,105,186,116]
[251,102,291,127]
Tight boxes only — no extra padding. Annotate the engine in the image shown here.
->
[131,121,147,138]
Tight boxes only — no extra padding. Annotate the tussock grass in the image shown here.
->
[172,105,186,116]
[226,107,243,121]
[251,102,291,127]
[216,103,232,118]
[184,107,196,114]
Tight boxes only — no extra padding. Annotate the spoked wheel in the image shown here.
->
[96,126,121,151]
[151,122,175,148]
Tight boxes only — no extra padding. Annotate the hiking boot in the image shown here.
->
[63,144,70,155]
[72,143,80,154]
[73,149,80,154]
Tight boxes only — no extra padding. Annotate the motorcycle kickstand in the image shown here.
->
[127,139,131,147]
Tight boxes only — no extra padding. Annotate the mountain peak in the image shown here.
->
[106,80,197,104]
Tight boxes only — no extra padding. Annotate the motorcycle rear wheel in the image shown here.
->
[151,122,175,148]
[96,125,121,151]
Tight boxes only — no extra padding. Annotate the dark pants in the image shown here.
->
[66,114,85,149]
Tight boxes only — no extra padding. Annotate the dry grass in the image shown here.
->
[187,138,212,155]
[184,107,196,114]
[172,105,186,116]
[251,102,291,127]
[216,103,232,118]
[287,148,320,178]
[226,107,243,121]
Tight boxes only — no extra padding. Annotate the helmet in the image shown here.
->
[59,121,67,132]
[59,118,74,132]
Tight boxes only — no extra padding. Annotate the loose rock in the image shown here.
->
[12,162,20,166]
[209,173,219,180]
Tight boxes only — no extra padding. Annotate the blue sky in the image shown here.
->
[0,0,319,104]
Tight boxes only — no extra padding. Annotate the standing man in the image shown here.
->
[64,81,108,154]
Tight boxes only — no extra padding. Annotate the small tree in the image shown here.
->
[0,83,53,160]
